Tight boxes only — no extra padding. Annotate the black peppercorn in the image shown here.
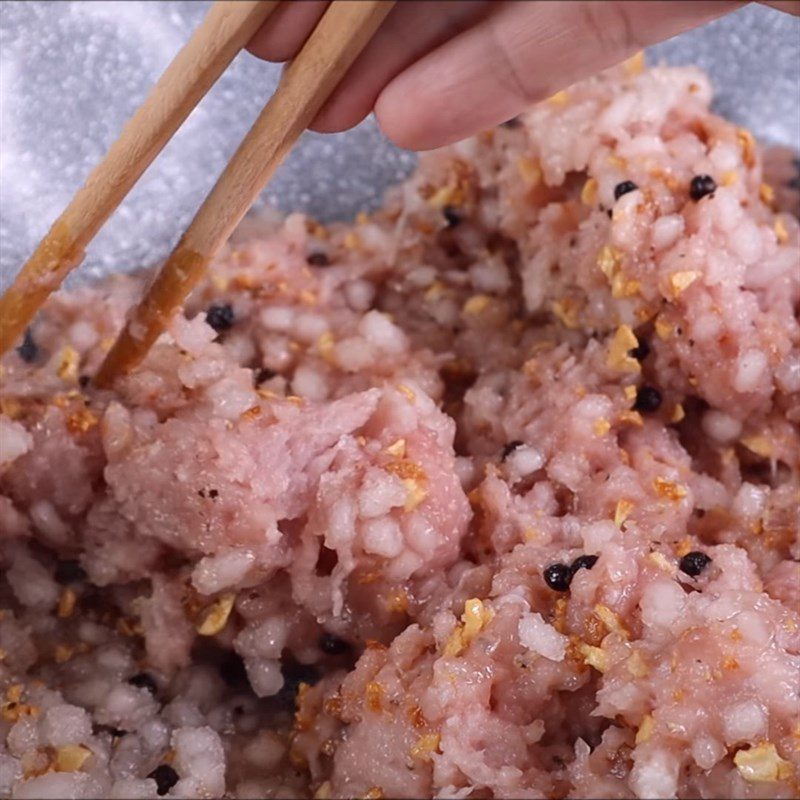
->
[205,304,234,333]
[679,551,711,577]
[613,181,638,201]
[128,672,158,695]
[633,386,662,413]
[54,560,87,585]
[79,375,91,389]
[148,764,179,796]
[16,328,38,363]
[569,554,599,576]
[689,175,716,201]
[543,563,572,592]
[307,251,330,267]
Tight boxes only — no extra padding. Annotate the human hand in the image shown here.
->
[249,0,800,150]
[249,1,799,151]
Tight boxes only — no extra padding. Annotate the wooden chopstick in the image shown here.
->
[0,0,279,357]
[95,0,395,387]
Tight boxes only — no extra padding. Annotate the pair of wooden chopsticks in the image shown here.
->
[0,0,394,387]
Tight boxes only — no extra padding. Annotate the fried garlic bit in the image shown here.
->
[581,178,598,206]
[578,643,608,674]
[196,592,236,636]
[607,326,641,374]
[653,477,687,502]
[734,742,793,783]
[594,604,629,640]
[614,499,634,528]
[463,294,492,315]
[385,439,406,458]
[57,345,80,382]
[54,745,92,773]
[57,587,77,618]
[517,157,541,186]
[410,733,441,762]
[444,598,493,657]
[635,714,655,744]
[667,270,701,299]
[551,297,582,329]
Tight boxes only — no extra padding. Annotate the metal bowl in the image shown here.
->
[1,1,798,288]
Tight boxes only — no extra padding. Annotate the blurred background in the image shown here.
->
[1,1,798,288]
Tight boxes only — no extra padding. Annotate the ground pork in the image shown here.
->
[1,58,798,799]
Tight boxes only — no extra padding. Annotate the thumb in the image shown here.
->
[376,0,741,151]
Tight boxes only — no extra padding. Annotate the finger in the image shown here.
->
[758,1,800,14]
[375,0,741,150]
[309,0,491,134]
[248,0,329,63]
